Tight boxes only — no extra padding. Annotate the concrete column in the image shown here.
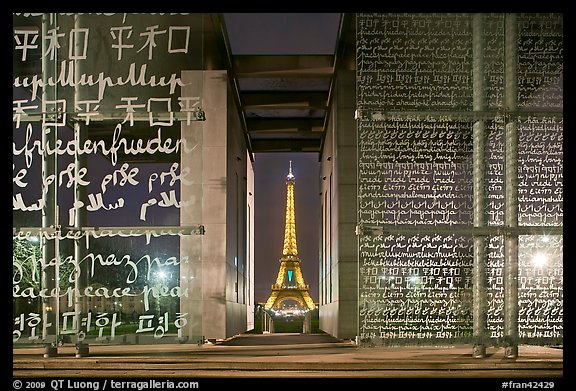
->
[179,70,206,344]
[41,12,59,358]
[303,312,311,334]
[471,13,488,358]
[503,13,519,359]
[262,311,273,333]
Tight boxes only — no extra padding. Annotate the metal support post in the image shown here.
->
[41,12,59,358]
[503,13,519,359]
[71,13,90,358]
[472,13,488,358]
[73,123,90,357]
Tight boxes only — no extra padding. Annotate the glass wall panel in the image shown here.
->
[13,13,206,347]
[356,13,562,347]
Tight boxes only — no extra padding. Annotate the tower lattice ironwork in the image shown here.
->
[264,161,316,311]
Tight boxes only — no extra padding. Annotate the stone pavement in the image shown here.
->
[13,333,564,383]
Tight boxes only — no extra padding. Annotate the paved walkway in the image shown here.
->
[13,333,564,382]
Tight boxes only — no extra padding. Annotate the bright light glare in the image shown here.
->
[532,253,548,268]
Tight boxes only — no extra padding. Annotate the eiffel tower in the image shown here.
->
[264,161,316,311]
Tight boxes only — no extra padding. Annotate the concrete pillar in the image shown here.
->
[503,13,519,359]
[179,70,206,344]
[262,311,273,333]
[471,13,488,359]
[303,312,311,334]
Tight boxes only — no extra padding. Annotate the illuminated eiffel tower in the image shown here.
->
[264,161,316,311]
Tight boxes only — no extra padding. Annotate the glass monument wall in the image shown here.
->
[356,13,562,347]
[13,13,207,348]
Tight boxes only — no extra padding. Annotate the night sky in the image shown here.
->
[253,153,321,304]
